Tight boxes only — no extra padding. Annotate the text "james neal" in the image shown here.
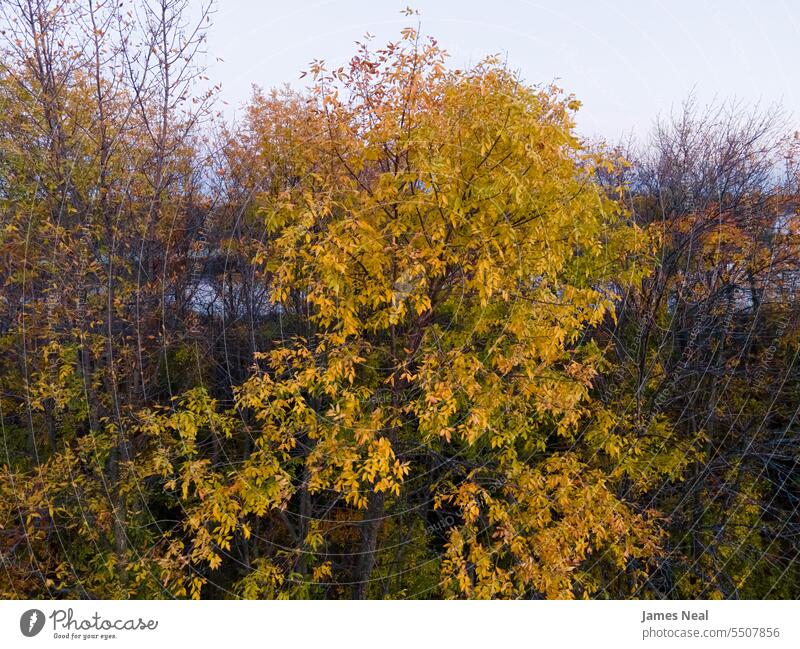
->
[641,610,709,623]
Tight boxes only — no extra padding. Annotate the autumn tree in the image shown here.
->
[2,6,798,601]
[0,0,217,597]
[597,98,800,598]
[211,27,668,599]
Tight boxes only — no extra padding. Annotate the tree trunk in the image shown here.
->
[352,491,385,599]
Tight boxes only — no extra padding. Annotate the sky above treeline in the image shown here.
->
[204,0,799,142]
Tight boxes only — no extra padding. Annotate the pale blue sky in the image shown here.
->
[205,0,799,140]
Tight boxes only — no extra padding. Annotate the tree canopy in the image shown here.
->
[1,1,798,600]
